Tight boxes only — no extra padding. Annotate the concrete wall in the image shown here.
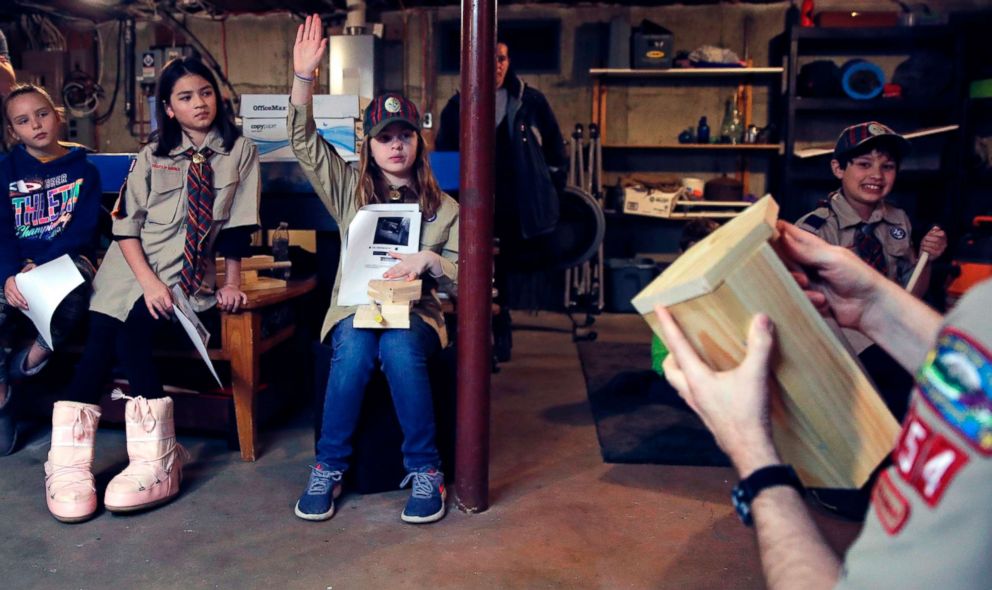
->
[83,3,791,197]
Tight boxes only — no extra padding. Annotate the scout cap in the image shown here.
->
[364,93,420,138]
[833,121,911,161]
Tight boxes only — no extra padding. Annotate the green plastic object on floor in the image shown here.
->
[651,334,668,376]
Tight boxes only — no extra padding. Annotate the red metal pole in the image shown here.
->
[454,0,495,512]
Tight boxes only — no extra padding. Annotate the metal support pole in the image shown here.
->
[454,0,495,513]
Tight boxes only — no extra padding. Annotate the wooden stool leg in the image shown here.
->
[224,311,261,461]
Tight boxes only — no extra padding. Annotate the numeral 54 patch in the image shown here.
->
[917,329,992,454]
[893,410,969,507]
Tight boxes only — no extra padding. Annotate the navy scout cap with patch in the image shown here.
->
[834,121,911,161]
[364,93,420,138]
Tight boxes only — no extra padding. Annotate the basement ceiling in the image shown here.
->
[9,0,785,23]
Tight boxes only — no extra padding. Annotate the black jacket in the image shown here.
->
[436,72,567,239]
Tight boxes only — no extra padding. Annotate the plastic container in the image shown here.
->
[605,258,660,313]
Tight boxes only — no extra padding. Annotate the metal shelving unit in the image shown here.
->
[779,24,965,221]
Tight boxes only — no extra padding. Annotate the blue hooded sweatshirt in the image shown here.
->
[0,144,102,283]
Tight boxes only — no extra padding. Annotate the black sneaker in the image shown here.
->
[399,468,447,524]
[294,463,343,521]
[0,384,16,456]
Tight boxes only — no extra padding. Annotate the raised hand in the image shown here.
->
[294,14,327,78]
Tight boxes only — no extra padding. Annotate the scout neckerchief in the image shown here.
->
[853,221,888,276]
[179,147,216,296]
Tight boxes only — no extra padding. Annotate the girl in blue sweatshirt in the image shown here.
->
[0,84,102,455]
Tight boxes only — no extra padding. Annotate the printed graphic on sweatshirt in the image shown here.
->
[8,174,83,241]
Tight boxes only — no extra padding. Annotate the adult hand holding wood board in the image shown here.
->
[632,196,900,488]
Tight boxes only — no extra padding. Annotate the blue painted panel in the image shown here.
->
[89,151,460,194]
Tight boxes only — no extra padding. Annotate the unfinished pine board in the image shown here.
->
[633,195,899,489]
[368,279,422,304]
[216,255,292,272]
[354,303,411,329]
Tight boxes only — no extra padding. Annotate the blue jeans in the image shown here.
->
[316,314,442,473]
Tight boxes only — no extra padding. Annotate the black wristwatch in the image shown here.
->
[731,464,804,527]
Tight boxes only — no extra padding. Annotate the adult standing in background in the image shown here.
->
[436,41,567,362]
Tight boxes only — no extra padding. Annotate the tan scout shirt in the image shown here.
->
[287,101,459,346]
[798,191,918,354]
[836,279,992,589]
[91,130,260,321]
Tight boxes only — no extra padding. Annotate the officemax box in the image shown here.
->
[240,94,360,119]
[243,117,357,162]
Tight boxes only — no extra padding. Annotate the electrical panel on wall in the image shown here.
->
[137,45,194,89]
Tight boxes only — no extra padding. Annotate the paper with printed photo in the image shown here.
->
[338,204,422,306]
[14,254,84,350]
[170,285,223,388]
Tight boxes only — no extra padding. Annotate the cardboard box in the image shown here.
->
[243,117,357,162]
[622,186,678,218]
[240,94,360,119]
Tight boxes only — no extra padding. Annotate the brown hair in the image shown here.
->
[2,83,64,144]
[355,129,445,220]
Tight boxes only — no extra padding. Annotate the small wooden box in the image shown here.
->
[353,303,412,329]
[353,279,422,330]
[632,196,899,488]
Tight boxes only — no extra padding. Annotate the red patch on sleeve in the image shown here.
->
[894,409,970,507]
[872,471,910,535]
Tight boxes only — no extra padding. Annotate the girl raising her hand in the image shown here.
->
[289,14,458,525]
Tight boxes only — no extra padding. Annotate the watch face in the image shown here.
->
[732,485,753,526]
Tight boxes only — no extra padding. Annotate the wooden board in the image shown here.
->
[633,195,899,488]
[216,255,292,272]
[367,279,423,304]
[353,303,411,329]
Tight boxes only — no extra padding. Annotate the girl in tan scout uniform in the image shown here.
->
[290,15,458,524]
[44,57,260,523]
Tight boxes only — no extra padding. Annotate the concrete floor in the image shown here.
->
[0,312,861,590]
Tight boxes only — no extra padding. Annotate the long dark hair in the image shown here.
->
[152,56,240,157]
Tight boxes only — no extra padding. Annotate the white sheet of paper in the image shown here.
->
[170,285,223,388]
[338,204,422,306]
[14,254,84,350]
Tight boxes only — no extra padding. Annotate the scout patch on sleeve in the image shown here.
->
[893,408,970,506]
[872,471,910,535]
[112,157,138,220]
[889,226,907,240]
[917,328,992,455]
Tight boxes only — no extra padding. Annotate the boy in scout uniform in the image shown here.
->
[798,122,948,429]
[655,224,992,590]
[797,121,947,300]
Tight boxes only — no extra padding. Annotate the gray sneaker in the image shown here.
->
[294,463,343,521]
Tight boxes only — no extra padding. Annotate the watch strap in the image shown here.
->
[732,464,804,526]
